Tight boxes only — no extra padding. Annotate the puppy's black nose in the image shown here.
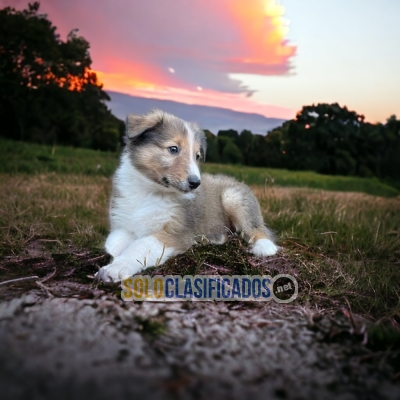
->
[188,175,201,190]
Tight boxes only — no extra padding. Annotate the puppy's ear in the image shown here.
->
[199,130,207,161]
[126,109,164,139]
[190,123,207,161]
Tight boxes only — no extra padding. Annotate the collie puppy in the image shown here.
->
[97,110,278,282]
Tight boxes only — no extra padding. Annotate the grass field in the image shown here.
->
[2,138,399,197]
[1,138,400,321]
[202,164,400,198]
[1,138,119,176]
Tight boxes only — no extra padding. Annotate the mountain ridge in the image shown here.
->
[106,91,287,135]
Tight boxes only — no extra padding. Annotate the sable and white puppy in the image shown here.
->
[97,110,278,282]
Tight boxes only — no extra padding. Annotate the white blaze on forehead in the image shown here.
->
[184,122,200,179]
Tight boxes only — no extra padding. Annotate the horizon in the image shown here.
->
[2,0,399,123]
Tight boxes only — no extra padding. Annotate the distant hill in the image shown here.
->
[106,91,286,135]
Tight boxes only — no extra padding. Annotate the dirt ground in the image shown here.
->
[0,249,399,400]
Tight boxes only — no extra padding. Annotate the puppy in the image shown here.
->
[97,110,278,282]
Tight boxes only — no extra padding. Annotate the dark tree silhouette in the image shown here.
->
[282,103,364,175]
[204,104,399,185]
[0,2,124,150]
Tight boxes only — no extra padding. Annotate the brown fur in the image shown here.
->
[126,110,205,193]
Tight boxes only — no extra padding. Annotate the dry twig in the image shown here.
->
[0,276,39,286]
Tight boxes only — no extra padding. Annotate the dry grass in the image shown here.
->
[0,173,399,319]
[253,185,400,317]
[0,174,111,255]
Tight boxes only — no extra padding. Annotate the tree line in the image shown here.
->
[206,104,400,182]
[0,3,124,151]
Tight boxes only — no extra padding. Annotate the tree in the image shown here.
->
[379,115,400,180]
[221,140,243,164]
[283,103,365,175]
[203,129,220,163]
[0,2,123,150]
[218,129,239,142]
[236,130,254,165]
[263,126,286,168]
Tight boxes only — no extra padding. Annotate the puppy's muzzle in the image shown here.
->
[188,175,201,190]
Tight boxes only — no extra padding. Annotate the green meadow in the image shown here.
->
[1,138,399,320]
[1,138,398,197]
[202,163,399,198]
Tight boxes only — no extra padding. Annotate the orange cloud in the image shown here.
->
[227,0,296,73]
[91,0,295,117]
[11,0,296,118]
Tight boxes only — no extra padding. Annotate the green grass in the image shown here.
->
[202,163,399,198]
[0,138,119,176]
[1,138,398,197]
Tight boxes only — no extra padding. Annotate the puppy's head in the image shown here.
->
[126,109,206,194]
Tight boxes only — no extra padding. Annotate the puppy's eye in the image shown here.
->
[168,146,179,154]
[196,153,201,161]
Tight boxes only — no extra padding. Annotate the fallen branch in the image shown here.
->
[86,254,108,263]
[39,268,57,283]
[36,280,54,297]
[0,276,39,286]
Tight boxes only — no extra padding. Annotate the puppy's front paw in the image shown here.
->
[251,238,278,257]
[96,259,142,283]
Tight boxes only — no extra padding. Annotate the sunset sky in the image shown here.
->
[2,0,400,122]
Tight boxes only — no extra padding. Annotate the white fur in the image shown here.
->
[98,236,175,282]
[185,122,201,180]
[105,229,135,257]
[96,153,181,282]
[182,192,196,200]
[251,239,278,257]
[110,153,179,238]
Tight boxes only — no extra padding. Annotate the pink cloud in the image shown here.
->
[1,0,296,117]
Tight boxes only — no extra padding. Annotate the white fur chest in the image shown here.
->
[110,154,179,238]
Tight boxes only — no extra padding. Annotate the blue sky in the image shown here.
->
[237,0,400,122]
